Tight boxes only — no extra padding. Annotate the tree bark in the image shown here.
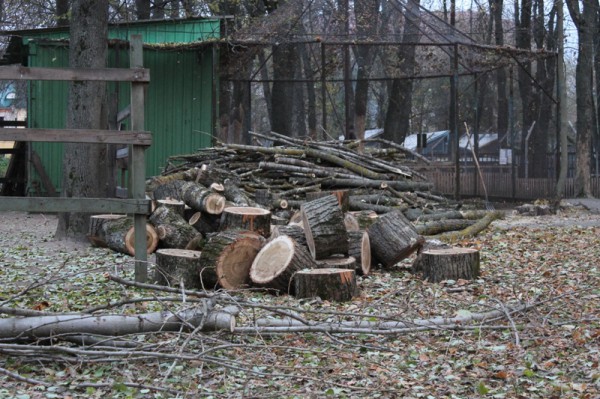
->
[347,230,372,275]
[149,205,201,249]
[270,224,307,246]
[88,215,158,256]
[181,181,226,215]
[56,0,109,239]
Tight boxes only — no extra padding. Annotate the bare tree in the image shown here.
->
[489,0,509,139]
[566,0,597,197]
[56,0,109,239]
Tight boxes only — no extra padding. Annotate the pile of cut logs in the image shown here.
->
[88,133,498,300]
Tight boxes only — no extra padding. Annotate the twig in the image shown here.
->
[491,298,521,347]
[0,366,51,387]
[74,381,180,395]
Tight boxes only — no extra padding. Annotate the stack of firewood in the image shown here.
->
[87,133,500,298]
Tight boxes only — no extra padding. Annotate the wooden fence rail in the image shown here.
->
[0,35,151,282]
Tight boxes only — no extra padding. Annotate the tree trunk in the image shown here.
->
[219,207,272,237]
[55,0,69,26]
[413,247,480,283]
[56,0,109,239]
[198,231,264,290]
[250,235,317,294]
[135,0,150,19]
[566,0,597,197]
[301,195,349,260]
[154,248,202,288]
[294,268,357,302]
[368,209,424,267]
[490,0,509,138]
[382,0,421,144]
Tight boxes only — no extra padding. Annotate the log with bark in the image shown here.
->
[270,224,307,246]
[414,219,476,235]
[293,268,357,302]
[154,248,202,288]
[149,205,201,249]
[347,230,372,275]
[368,210,424,267]
[315,256,357,271]
[181,181,226,215]
[219,207,271,237]
[88,214,158,256]
[413,247,480,283]
[301,195,348,260]
[0,306,236,340]
[154,199,186,217]
[188,211,220,235]
[305,190,350,212]
[250,235,318,294]
[198,231,264,290]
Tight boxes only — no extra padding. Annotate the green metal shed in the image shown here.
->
[4,17,219,194]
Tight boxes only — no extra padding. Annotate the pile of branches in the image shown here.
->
[151,131,447,218]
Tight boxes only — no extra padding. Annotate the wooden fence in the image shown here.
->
[0,35,151,282]
[422,166,600,199]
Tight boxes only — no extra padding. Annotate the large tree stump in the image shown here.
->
[293,268,357,302]
[198,231,264,290]
[413,247,480,283]
[154,249,202,288]
[301,195,348,260]
[347,230,372,275]
[88,215,158,256]
[220,207,271,237]
[368,210,424,267]
[150,206,201,249]
[250,235,318,294]
[181,181,226,215]
[270,224,307,246]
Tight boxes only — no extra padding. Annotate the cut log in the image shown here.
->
[220,207,272,238]
[288,210,304,228]
[188,211,220,234]
[181,181,226,215]
[254,189,272,207]
[154,249,202,288]
[413,247,480,283]
[209,182,225,192]
[250,235,318,294]
[305,190,350,212]
[149,205,201,249]
[368,210,424,267]
[301,195,348,260]
[198,231,264,290]
[88,215,158,256]
[155,199,186,217]
[316,255,357,271]
[293,268,357,302]
[347,230,372,275]
[270,224,307,246]
[223,178,252,206]
[344,212,360,231]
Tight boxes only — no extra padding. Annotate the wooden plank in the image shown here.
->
[0,65,150,82]
[0,197,151,214]
[130,34,148,282]
[0,128,151,145]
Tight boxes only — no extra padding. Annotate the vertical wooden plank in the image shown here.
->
[130,34,148,282]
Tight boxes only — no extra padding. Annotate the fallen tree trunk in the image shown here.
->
[414,219,476,235]
[0,307,236,340]
[435,211,503,241]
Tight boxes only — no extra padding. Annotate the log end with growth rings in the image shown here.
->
[124,223,159,255]
[250,235,295,285]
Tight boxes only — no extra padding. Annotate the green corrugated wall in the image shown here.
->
[24,18,219,193]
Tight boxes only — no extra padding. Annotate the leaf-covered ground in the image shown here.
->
[0,205,599,399]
